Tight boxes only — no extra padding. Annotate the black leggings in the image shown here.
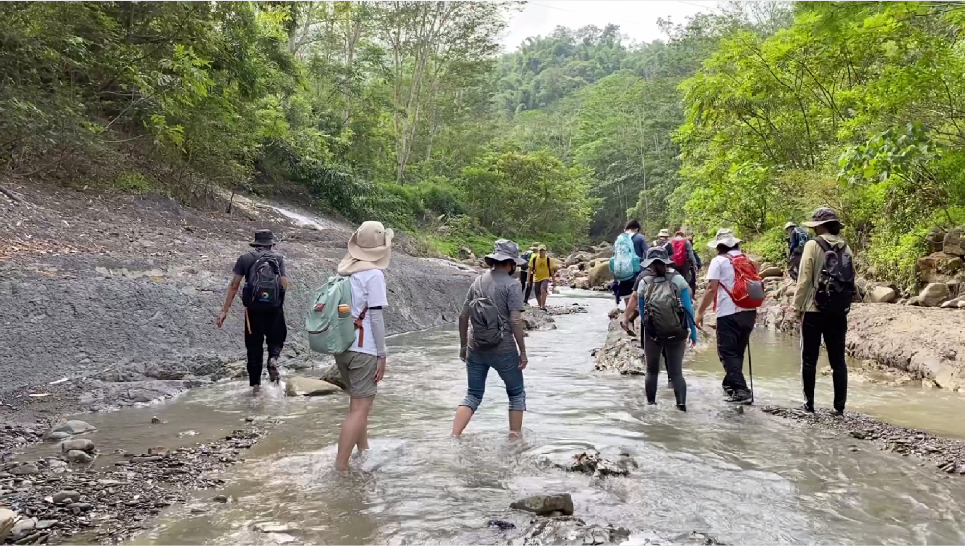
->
[245,308,287,386]
[643,336,687,406]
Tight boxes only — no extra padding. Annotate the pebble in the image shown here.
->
[68,502,93,514]
[46,459,67,469]
[66,450,94,464]
[46,432,71,441]
[35,520,58,530]
[10,464,38,476]
[130,456,161,463]
[52,490,82,504]
[212,494,228,503]
[151,416,162,424]
[61,438,96,453]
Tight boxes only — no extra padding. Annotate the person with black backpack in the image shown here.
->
[622,246,697,411]
[452,240,528,438]
[214,229,289,396]
[793,208,855,415]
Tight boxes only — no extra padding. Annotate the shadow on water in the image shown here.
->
[57,288,965,544]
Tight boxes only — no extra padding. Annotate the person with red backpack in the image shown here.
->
[669,231,698,295]
[695,229,765,403]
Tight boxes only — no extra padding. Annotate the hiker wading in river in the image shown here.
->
[622,246,697,411]
[696,229,759,403]
[452,239,528,438]
[794,208,855,415]
[215,229,288,396]
[334,221,393,472]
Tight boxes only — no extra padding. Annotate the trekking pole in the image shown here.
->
[747,339,755,405]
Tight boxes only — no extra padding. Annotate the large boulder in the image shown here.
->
[285,377,341,397]
[61,438,95,453]
[587,261,613,288]
[457,247,475,261]
[926,227,947,253]
[918,283,951,307]
[565,251,592,267]
[319,364,347,390]
[869,286,898,304]
[945,228,965,257]
[759,266,783,278]
[510,493,574,516]
[917,252,964,284]
[571,277,592,290]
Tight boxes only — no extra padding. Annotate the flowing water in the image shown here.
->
[27,290,965,545]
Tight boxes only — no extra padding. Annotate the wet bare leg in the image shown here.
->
[508,410,523,438]
[252,385,261,396]
[353,398,370,453]
[451,406,474,437]
[336,396,374,471]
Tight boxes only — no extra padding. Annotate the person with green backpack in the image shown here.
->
[306,221,393,472]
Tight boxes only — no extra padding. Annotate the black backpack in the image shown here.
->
[520,251,532,271]
[243,253,283,309]
[813,238,855,313]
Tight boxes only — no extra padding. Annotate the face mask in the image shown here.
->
[509,264,517,276]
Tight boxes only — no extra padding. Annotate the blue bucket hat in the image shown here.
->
[641,246,673,268]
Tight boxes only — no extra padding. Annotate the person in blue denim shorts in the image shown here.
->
[451,239,529,438]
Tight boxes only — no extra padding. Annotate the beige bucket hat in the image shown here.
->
[657,228,671,238]
[783,221,797,230]
[337,221,394,275]
[707,228,741,249]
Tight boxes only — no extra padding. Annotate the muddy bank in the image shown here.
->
[0,418,276,544]
[762,406,965,477]
[0,181,475,424]
[759,278,965,391]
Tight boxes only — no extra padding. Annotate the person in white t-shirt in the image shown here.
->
[695,228,756,403]
[333,221,393,472]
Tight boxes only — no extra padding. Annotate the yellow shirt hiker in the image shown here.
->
[529,253,553,282]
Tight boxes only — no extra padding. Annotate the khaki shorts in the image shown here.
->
[335,351,378,398]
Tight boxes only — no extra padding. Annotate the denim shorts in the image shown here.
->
[460,350,526,412]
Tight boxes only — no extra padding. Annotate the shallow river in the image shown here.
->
[34,290,965,544]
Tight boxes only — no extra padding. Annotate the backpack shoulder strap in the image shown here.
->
[814,237,833,252]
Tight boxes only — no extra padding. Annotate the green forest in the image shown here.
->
[4,1,965,289]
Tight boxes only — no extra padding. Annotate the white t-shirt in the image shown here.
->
[349,269,388,356]
[706,250,743,318]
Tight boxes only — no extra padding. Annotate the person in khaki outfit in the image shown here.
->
[793,208,855,415]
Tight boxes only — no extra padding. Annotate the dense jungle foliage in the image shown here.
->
[3,1,965,289]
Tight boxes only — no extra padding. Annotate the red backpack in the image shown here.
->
[717,252,765,309]
[671,238,688,268]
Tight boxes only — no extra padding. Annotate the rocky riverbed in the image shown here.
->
[0,418,276,544]
[761,406,965,477]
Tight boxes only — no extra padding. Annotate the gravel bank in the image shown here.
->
[761,406,965,477]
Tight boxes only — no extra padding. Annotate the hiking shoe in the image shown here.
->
[831,408,844,417]
[676,404,687,412]
[801,403,815,413]
[267,357,280,383]
[725,391,753,404]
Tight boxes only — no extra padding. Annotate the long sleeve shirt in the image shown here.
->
[793,234,853,314]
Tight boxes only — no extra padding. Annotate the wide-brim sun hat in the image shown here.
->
[641,246,673,268]
[338,221,393,274]
[783,221,797,230]
[802,207,845,228]
[707,228,741,249]
[657,228,671,238]
[485,239,527,266]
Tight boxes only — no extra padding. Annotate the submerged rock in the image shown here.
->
[557,450,636,478]
[319,364,347,391]
[517,516,631,545]
[510,493,574,516]
[50,420,96,435]
[61,438,95,453]
[66,450,93,463]
[285,376,341,397]
[594,318,645,376]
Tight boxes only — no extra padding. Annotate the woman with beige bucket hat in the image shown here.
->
[333,221,393,472]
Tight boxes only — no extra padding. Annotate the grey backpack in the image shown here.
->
[641,273,688,342]
[469,273,503,349]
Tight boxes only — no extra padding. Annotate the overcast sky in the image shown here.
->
[500,1,720,51]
